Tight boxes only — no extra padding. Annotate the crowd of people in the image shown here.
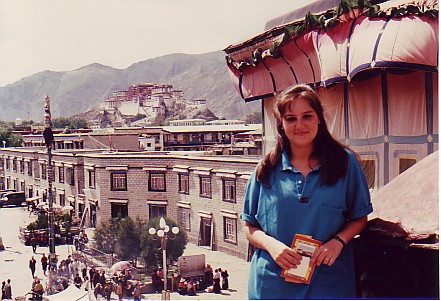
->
[86,267,141,301]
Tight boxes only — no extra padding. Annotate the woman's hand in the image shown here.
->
[310,239,343,267]
[267,240,302,270]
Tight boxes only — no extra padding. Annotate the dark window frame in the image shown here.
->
[111,203,129,218]
[178,173,189,194]
[41,163,47,180]
[148,172,166,192]
[27,161,32,176]
[88,170,96,188]
[223,216,238,244]
[222,178,236,203]
[67,167,75,186]
[58,166,65,183]
[199,176,211,198]
[111,171,127,191]
[148,204,167,220]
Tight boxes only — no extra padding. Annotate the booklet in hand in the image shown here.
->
[281,234,322,284]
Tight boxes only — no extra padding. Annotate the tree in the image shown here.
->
[0,129,22,147]
[140,217,188,268]
[52,117,89,129]
[94,218,121,255]
[115,217,143,263]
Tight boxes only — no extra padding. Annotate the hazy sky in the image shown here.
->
[0,0,315,87]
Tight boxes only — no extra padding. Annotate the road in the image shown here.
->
[0,207,250,300]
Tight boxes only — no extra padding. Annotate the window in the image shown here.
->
[111,171,127,191]
[27,162,32,176]
[58,166,65,183]
[88,170,96,188]
[20,181,25,192]
[223,217,237,244]
[178,207,191,231]
[149,172,166,191]
[178,174,189,194]
[12,159,17,172]
[59,194,65,207]
[149,204,166,219]
[223,179,236,202]
[399,158,416,174]
[41,164,47,180]
[67,168,75,186]
[199,176,211,198]
[5,158,10,170]
[111,203,128,218]
[19,161,24,174]
[360,159,376,189]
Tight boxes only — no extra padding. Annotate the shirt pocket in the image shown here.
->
[318,204,346,241]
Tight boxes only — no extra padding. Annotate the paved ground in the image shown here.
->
[0,207,250,300]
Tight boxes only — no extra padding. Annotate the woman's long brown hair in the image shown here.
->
[256,84,350,187]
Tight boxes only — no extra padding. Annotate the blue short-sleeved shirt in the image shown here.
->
[242,150,373,299]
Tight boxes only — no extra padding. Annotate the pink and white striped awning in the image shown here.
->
[224,0,438,101]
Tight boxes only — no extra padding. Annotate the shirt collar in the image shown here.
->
[280,150,321,172]
[280,150,294,171]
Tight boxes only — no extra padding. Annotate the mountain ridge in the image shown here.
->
[0,51,259,122]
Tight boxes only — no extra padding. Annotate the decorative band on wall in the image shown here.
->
[177,201,191,209]
[198,210,212,219]
[109,199,128,204]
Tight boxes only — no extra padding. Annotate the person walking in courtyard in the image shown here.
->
[3,279,12,300]
[1,281,6,300]
[29,255,37,278]
[30,234,38,253]
[41,253,48,275]
[242,84,372,299]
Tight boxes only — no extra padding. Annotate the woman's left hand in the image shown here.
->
[310,239,343,267]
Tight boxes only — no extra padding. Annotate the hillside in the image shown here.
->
[0,51,260,122]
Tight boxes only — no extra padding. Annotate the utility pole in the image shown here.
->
[43,95,56,294]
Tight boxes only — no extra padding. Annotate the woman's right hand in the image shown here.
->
[267,240,302,270]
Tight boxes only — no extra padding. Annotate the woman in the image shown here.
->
[242,84,373,299]
[212,269,221,294]
[221,269,229,290]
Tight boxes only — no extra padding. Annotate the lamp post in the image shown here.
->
[43,95,57,294]
[148,217,179,300]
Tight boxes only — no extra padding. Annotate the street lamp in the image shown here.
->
[149,217,179,300]
[43,95,57,294]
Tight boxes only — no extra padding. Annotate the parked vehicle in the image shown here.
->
[0,191,25,207]
[178,254,205,278]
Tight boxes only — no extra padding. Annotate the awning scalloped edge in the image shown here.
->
[224,0,439,71]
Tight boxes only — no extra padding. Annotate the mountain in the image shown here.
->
[0,51,260,122]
